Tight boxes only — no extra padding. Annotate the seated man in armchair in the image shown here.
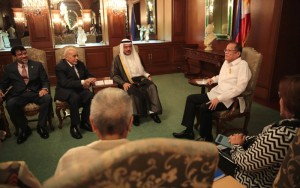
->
[0,46,52,144]
[111,39,162,126]
[173,42,251,141]
[55,47,96,139]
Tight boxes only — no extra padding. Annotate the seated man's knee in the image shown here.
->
[127,85,140,95]
[186,94,198,103]
[69,93,80,103]
[148,83,157,89]
[41,94,52,104]
[6,98,18,110]
[199,103,210,113]
[86,91,94,100]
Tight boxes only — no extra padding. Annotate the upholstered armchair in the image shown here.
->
[54,46,86,128]
[11,48,54,136]
[44,138,219,188]
[63,34,76,44]
[86,34,96,43]
[21,36,31,46]
[0,161,42,188]
[273,128,300,188]
[211,47,263,134]
[54,36,63,45]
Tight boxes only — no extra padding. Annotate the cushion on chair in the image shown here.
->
[54,36,63,45]
[23,103,40,116]
[63,34,76,44]
[0,161,42,188]
[55,100,69,109]
[21,36,31,46]
[44,138,219,188]
[213,108,241,119]
[86,34,96,43]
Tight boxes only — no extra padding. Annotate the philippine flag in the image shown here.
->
[234,0,251,46]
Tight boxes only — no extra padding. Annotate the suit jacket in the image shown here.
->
[0,60,49,100]
[54,59,94,101]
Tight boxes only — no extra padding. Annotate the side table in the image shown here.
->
[189,78,209,94]
[92,77,118,94]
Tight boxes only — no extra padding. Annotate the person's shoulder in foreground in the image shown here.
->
[54,87,133,176]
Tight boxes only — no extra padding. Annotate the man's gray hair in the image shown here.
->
[63,47,77,58]
[90,87,132,136]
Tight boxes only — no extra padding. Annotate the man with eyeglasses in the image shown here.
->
[173,42,252,141]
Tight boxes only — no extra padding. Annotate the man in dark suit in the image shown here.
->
[55,47,96,139]
[0,46,52,144]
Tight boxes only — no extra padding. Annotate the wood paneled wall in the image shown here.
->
[185,0,300,103]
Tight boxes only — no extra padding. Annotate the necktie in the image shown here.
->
[73,65,80,78]
[21,64,29,84]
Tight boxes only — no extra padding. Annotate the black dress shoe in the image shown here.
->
[17,128,32,144]
[70,126,82,139]
[80,122,93,132]
[150,113,161,123]
[37,126,49,139]
[172,129,194,140]
[133,116,140,126]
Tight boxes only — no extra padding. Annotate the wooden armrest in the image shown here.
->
[239,90,253,98]
[229,98,239,114]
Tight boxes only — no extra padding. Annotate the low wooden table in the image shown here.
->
[92,77,118,94]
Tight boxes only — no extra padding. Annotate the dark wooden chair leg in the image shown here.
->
[0,103,11,138]
[243,113,250,135]
[14,126,19,137]
[56,107,63,129]
[216,119,223,135]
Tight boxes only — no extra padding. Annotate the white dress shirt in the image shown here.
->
[207,57,252,111]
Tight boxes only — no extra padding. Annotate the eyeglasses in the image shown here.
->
[224,49,237,53]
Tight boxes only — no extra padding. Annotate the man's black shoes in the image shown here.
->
[80,122,93,132]
[37,126,49,139]
[70,126,82,139]
[17,128,32,144]
[150,113,161,123]
[172,129,195,140]
[133,116,140,126]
